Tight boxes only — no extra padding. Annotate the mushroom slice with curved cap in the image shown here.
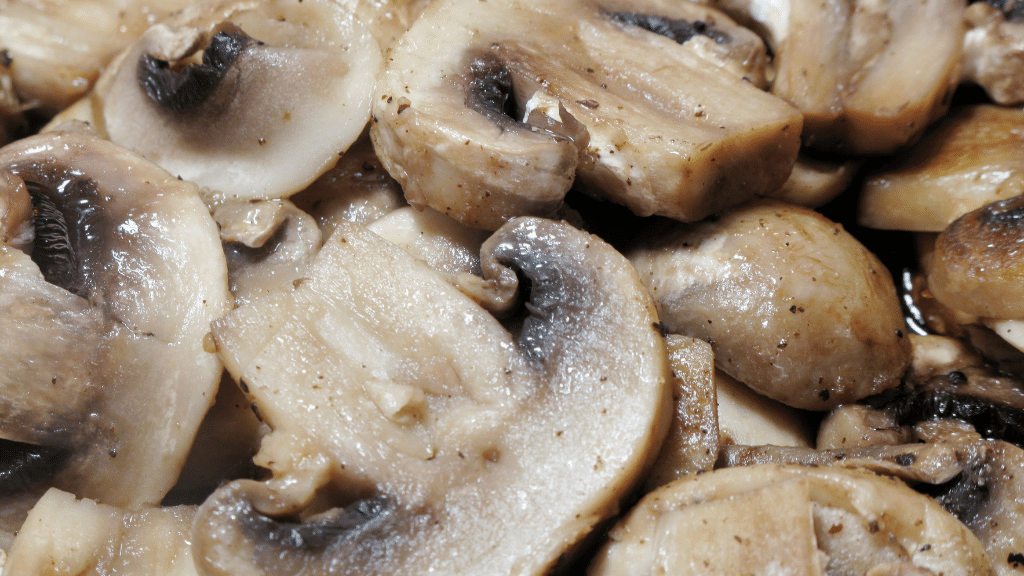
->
[100,0,382,201]
[371,0,802,229]
[628,199,911,410]
[927,194,1024,320]
[962,0,1024,105]
[769,0,963,153]
[588,464,996,576]
[859,105,1024,232]
[0,129,232,508]
[197,217,671,575]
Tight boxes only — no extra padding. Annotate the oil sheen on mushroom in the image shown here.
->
[99,0,382,201]
[195,218,671,575]
[371,0,802,229]
[629,200,911,410]
[0,129,232,508]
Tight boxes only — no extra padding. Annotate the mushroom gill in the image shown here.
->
[0,129,232,508]
[194,217,671,575]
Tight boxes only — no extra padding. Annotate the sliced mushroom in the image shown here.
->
[194,217,671,575]
[0,129,232,508]
[629,199,911,410]
[716,368,815,447]
[644,335,719,490]
[769,153,861,208]
[4,488,198,575]
[99,0,382,201]
[859,105,1024,232]
[0,0,195,116]
[773,0,963,153]
[371,0,802,229]
[927,194,1024,320]
[588,464,995,576]
[817,404,913,449]
[962,0,1024,105]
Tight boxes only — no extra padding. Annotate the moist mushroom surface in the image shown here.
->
[195,217,670,575]
[99,0,382,201]
[371,0,802,229]
[628,199,911,410]
[0,129,232,508]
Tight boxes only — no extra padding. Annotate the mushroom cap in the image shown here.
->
[589,464,996,576]
[100,0,382,200]
[629,200,911,410]
[0,129,232,507]
[195,217,671,575]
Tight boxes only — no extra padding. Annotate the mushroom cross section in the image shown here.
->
[196,217,671,575]
[371,0,802,229]
[100,0,382,201]
[0,130,233,508]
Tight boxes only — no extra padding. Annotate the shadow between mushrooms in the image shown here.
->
[0,129,233,508]
[195,217,671,575]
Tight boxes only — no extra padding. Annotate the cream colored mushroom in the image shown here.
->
[98,0,381,201]
[0,129,232,508]
[371,0,802,229]
[962,1,1024,105]
[629,199,911,410]
[588,464,995,576]
[193,217,670,575]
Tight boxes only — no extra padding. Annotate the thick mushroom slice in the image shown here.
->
[588,464,995,576]
[629,199,911,410]
[99,0,382,201]
[371,0,802,229]
[4,488,198,575]
[859,105,1024,232]
[769,0,963,153]
[0,129,232,508]
[962,0,1024,105]
[195,217,670,575]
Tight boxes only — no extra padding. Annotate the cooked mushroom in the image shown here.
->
[962,0,1024,104]
[194,217,670,574]
[0,129,232,508]
[644,335,719,490]
[859,105,1024,232]
[98,0,382,201]
[629,199,911,410]
[588,464,996,576]
[4,488,198,574]
[0,0,194,116]
[817,404,913,449]
[769,153,861,208]
[371,0,802,229]
[716,369,816,446]
[927,194,1024,320]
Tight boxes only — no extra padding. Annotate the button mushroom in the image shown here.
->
[98,0,382,201]
[962,0,1024,105]
[0,129,232,508]
[588,464,996,576]
[371,0,802,229]
[194,217,671,574]
[628,199,911,410]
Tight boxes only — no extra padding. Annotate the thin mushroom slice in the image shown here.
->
[196,217,670,575]
[588,464,995,576]
[0,130,232,508]
[859,105,1024,232]
[100,0,382,201]
[371,0,802,229]
[629,199,911,410]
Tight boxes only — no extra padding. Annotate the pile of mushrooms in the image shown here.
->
[2,0,1024,573]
